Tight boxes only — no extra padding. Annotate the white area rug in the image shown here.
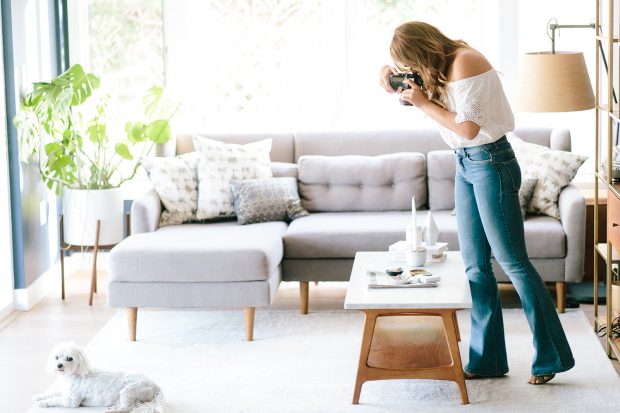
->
[29,309,620,413]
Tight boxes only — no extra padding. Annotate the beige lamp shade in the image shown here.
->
[516,51,595,112]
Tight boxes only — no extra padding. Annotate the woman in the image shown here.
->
[379,21,574,384]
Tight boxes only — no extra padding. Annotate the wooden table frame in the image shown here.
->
[352,307,469,405]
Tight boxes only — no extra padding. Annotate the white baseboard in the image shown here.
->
[13,262,59,311]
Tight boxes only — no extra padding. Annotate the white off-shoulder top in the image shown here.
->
[437,69,514,149]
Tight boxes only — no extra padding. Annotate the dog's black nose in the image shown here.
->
[57,363,63,369]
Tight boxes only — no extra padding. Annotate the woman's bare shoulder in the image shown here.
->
[449,48,493,82]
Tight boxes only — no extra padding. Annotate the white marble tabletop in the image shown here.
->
[344,251,472,310]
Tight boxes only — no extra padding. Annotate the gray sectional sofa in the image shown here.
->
[108,127,586,341]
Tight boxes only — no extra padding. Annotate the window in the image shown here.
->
[164,0,487,131]
[67,0,165,140]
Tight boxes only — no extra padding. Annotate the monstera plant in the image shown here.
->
[14,64,176,245]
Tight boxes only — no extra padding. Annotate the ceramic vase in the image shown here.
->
[424,211,439,246]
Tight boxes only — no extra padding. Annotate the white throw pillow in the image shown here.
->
[193,136,272,219]
[140,151,201,227]
[509,134,587,219]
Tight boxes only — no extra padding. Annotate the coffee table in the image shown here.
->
[344,251,472,405]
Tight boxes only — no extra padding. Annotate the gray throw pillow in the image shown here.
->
[230,177,308,225]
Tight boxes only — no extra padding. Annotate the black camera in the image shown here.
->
[389,72,424,106]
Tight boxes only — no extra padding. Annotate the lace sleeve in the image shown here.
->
[451,78,489,126]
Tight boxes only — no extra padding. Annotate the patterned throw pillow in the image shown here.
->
[230,178,309,225]
[519,178,537,219]
[509,135,587,219]
[193,137,273,220]
[140,152,201,227]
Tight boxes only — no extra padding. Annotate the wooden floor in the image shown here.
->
[1,254,618,412]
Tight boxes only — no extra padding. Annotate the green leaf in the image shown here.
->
[143,85,164,118]
[55,64,100,106]
[144,119,170,144]
[44,142,62,156]
[86,124,106,144]
[125,121,146,144]
[115,143,133,160]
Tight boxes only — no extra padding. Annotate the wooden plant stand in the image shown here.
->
[59,213,130,305]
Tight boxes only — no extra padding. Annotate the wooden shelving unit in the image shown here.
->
[594,0,620,360]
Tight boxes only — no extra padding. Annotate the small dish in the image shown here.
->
[409,268,431,277]
[385,267,404,277]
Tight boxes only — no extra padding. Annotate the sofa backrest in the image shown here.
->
[293,129,449,161]
[426,127,572,211]
[175,132,295,163]
[297,153,427,212]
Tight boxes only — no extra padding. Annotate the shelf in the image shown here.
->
[596,35,620,43]
[595,171,620,191]
[595,243,620,263]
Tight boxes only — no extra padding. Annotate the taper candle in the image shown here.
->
[411,195,418,249]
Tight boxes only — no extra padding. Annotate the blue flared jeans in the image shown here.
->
[454,136,575,376]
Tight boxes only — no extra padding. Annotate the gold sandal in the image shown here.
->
[528,374,556,385]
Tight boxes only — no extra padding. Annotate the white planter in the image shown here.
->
[62,188,124,246]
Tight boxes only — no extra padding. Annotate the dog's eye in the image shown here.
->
[55,356,59,360]
[66,356,73,362]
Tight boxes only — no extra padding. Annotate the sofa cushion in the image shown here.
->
[297,153,427,212]
[231,177,308,225]
[110,222,287,283]
[284,211,423,258]
[509,134,587,219]
[271,162,298,178]
[283,211,565,259]
[427,150,456,211]
[140,151,201,227]
[193,136,273,220]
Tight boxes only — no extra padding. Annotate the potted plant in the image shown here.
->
[14,64,175,246]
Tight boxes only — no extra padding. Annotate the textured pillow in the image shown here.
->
[509,135,587,219]
[140,152,201,227]
[230,177,308,225]
[519,178,537,219]
[193,137,272,220]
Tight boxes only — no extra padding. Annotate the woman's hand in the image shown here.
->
[399,78,430,108]
[379,65,399,93]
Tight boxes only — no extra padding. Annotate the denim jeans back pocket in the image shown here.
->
[466,148,492,164]
[502,158,521,192]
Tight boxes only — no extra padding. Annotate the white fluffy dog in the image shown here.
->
[34,341,164,413]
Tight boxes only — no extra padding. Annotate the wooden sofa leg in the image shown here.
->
[245,307,255,341]
[128,307,137,341]
[556,282,566,313]
[300,281,309,315]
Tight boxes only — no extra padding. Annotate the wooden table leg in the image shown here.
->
[352,310,378,404]
[89,220,101,306]
[443,310,469,404]
[452,310,461,342]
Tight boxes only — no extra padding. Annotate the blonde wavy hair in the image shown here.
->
[390,21,468,109]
